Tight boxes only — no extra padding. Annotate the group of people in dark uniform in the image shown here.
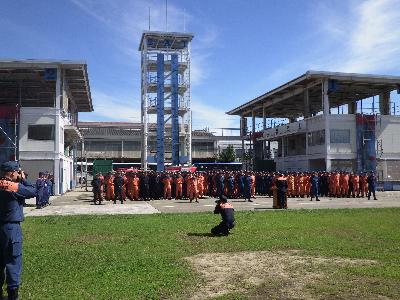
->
[35,172,54,209]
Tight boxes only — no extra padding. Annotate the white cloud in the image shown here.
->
[260,0,400,88]
[338,0,400,73]
[80,90,141,122]
[191,100,239,133]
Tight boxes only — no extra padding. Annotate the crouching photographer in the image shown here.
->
[211,195,235,236]
[0,161,36,300]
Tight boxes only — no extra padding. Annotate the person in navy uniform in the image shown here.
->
[367,172,377,200]
[113,172,124,204]
[211,195,235,236]
[310,172,320,201]
[91,173,103,205]
[227,173,234,198]
[244,173,253,202]
[216,173,225,198]
[35,172,46,209]
[0,161,36,300]
[276,173,288,209]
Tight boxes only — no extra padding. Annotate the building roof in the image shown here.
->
[0,59,93,112]
[78,121,214,137]
[227,70,400,118]
[139,31,194,51]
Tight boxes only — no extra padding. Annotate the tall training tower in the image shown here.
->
[139,31,194,171]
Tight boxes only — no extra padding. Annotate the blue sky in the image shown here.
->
[2,0,400,132]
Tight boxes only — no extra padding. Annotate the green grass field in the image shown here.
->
[19,208,400,299]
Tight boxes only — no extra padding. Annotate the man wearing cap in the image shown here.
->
[91,173,103,205]
[0,161,36,299]
[35,172,47,209]
[211,195,235,236]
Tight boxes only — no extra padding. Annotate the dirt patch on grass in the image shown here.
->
[185,250,376,300]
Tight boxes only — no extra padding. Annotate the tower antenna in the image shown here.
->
[165,0,168,31]
[183,8,186,32]
[148,7,151,31]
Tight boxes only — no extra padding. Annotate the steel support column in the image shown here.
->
[304,88,310,118]
[171,54,179,165]
[156,53,165,172]
[379,91,390,115]
[54,67,62,195]
[322,79,331,171]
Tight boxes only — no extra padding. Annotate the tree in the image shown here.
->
[217,145,236,163]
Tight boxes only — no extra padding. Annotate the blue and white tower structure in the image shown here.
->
[139,31,194,171]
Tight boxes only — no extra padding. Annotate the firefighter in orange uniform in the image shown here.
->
[105,172,115,201]
[121,172,127,201]
[294,173,301,197]
[360,173,368,197]
[298,173,305,197]
[175,174,183,199]
[351,173,360,197]
[126,172,134,200]
[287,173,294,198]
[132,173,140,200]
[250,173,256,198]
[305,173,311,197]
[163,174,172,200]
[197,173,204,198]
[333,172,340,197]
[340,172,349,197]
[188,174,199,203]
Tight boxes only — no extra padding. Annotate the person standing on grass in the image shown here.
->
[0,161,36,300]
[211,195,235,236]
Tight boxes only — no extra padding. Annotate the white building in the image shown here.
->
[0,60,93,194]
[228,71,400,181]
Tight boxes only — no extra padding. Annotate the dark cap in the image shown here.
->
[1,161,20,172]
[215,195,228,203]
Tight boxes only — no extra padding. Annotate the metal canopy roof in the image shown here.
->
[227,70,400,118]
[78,122,209,138]
[0,59,93,112]
[139,31,194,51]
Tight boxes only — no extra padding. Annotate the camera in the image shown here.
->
[16,169,27,182]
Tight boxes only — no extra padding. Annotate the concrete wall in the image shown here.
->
[328,114,356,158]
[19,159,54,182]
[376,115,400,159]
[19,107,75,194]
[276,155,309,172]
[19,107,56,158]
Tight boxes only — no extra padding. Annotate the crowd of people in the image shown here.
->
[35,172,54,209]
[91,170,378,205]
[3,170,56,209]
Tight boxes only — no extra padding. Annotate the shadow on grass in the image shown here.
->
[187,232,224,238]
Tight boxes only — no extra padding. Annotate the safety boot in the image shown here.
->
[7,287,19,300]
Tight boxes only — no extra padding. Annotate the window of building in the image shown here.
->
[330,129,350,143]
[28,125,55,140]
[307,130,325,146]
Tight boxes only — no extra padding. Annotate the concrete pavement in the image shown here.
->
[23,187,400,217]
